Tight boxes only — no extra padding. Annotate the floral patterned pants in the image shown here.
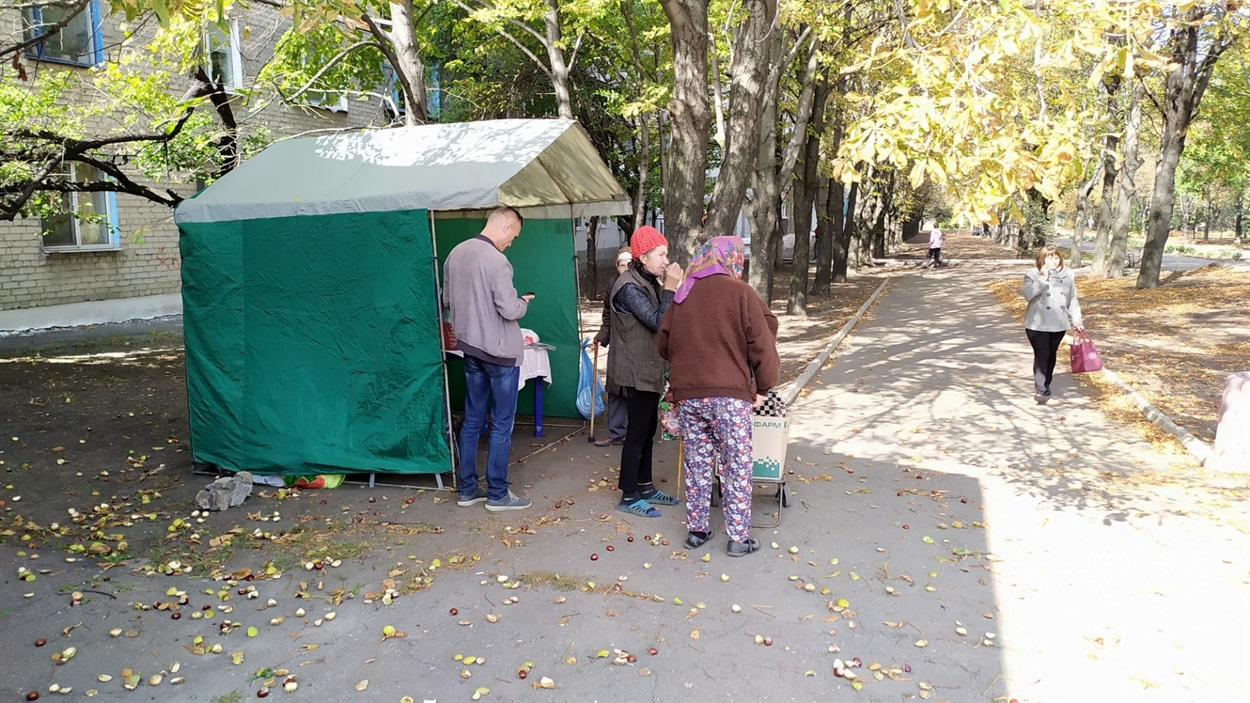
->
[679,397,753,543]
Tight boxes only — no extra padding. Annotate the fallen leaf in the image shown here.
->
[355,680,368,691]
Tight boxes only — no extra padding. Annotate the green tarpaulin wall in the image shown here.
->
[434,216,581,419]
[180,209,453,475]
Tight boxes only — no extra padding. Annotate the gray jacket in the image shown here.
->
[443,237,528,364]
[1021,266,1083,332]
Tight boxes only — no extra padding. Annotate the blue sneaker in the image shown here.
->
[485,491,532,512]
[457,485,488,507]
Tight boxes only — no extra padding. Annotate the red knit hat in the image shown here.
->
[630,226,668,260]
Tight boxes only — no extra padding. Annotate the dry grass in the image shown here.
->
[988,264,1250,450]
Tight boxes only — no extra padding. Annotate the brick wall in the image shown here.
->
[0,6,393,312]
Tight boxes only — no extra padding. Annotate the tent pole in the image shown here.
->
[431,210,458,493]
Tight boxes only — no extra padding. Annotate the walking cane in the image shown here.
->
[587,341,600,442]
[677,438,684,501]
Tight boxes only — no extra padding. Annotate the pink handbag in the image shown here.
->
[1070,331,1103,374]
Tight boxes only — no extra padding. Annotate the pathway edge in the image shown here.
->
[780,279,890,407]
[1096,366,1216,466]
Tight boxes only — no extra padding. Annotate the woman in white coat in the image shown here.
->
[1020,245,1084,404]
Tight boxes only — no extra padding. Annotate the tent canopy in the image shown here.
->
[175,119,624,477]
[175,119,631,224]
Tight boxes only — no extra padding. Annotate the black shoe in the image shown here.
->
[684,530,712,549]
[727,538,760,557]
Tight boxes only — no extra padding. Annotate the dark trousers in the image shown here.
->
[1026,329,1066,394]
[459,355,521,500]
[606,390,627,440]
[619,387,660,498]
[926,247,942,265]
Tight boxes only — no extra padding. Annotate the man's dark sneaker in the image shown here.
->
[727,538,760,557]
[485,491,532,512]
[457,485,488,507]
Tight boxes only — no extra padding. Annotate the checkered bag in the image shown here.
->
[754,388,786,417]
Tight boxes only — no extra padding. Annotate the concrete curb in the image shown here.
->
[780,279,890,406]
[1096,366,1217,466]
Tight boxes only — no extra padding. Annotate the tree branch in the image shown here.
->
[279,39,381,103]
[450,0,553,78]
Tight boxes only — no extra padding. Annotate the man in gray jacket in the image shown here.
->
[444,206,533,511]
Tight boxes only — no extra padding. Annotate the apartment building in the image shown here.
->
[1,3,399,331]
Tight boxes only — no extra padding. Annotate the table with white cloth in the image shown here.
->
[443,328,552,437]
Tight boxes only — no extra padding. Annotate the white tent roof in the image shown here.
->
[174,119,632,224]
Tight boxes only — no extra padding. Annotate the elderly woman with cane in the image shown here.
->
[656,236,779,557]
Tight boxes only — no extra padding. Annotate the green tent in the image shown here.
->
[174,119,630,478]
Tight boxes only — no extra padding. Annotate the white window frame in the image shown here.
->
[203,20,244,92]
[40,163,121,253]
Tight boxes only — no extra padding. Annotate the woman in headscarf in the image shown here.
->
[656,236,779,557]
[608,227,685,518]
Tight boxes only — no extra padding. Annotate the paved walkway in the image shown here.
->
[3,266,1246,703]
[786,265,1249,701]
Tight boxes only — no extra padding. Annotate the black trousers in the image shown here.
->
[927,247,942,265]
[619,387,660,498]
[1025,329,1066,393]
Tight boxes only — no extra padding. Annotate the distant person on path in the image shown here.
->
[443,206,533,512]
[608,226,684,518]
[1021,244,1085,404]
[592,247,633,447]
[924,222,944,268]
[657,236,779,557]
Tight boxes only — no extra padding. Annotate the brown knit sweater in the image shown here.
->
[655,275,780,403]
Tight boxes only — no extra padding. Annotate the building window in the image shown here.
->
[41,164,121,252]
[204,20,243,91]
[302,78,349,112]
[23,0,104,67]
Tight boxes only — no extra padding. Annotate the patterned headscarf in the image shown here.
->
[673,236,745,304]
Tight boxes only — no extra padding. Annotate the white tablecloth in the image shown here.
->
[519,347,551,390]
[443,328,551,391]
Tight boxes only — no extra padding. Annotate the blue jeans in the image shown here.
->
[459,355,520,501]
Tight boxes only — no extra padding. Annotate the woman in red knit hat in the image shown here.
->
[606,226,685,518]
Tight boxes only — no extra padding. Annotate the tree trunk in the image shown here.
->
[702,0,779,257]
[1070,163,1099,268]
[633,115,650,230]
[812,174,833,296]
[1109,81,1143,278]
[388,1,429,125]
[585,215,600,297]
[623,4,650,230]
[1139,9,1225,289]
[746,29,783,302]
[1091,75,1121,276]
[833,180,856,282]
[1236,193,1244,241]
[786,63,827,315]
[658,0,711,258]
[787,136,816,314]
[872,177,891,259]
[1203,190,1213,240]
[542,0,574,120]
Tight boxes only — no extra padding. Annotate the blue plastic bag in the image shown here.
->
[576,338,605,419]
